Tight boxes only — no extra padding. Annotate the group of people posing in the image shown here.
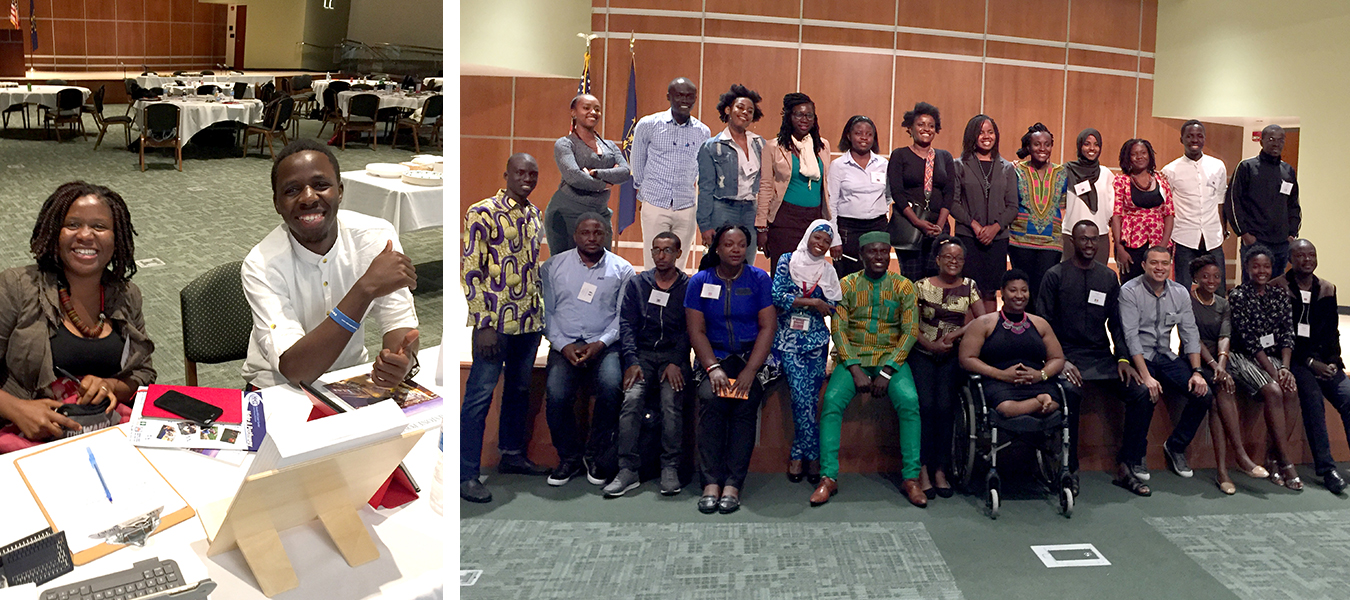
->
[0,139,423,452]
[460,78,1350,512]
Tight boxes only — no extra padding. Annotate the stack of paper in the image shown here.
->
[127,386,253,452]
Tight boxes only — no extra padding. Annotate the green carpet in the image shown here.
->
[0,104,443,389]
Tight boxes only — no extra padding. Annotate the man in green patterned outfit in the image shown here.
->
[810,231,927,508]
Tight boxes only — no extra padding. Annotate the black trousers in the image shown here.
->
[910,349,961,471]
[835,215,888,280]
[1008,246,1062,313]
[1291,365,1350,475]
[1061,375,1153,470]
[1146,355,1213,451]
[696,354,765,489]
[616,351,689,472]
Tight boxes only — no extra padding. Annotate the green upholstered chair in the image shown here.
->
[180,261,253,386]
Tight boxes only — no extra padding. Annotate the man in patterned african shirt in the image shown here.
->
[460,153,549,503]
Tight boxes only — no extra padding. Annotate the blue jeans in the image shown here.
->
[697,197,757,250]
[1173,239,1225,295]
[1291,365,1350,475]
[460,331,542,482]
[1146,355,1213,451]
[545,346,624,462]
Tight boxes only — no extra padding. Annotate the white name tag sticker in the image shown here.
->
[1074,180,1093,196]
[1088,290,1107,306]
[789,315,810,331]
[577,282,598,303]
[1280,180,1294,195]
[1298,323,1311,337]
[649,290,670,306]
[1301,290,1312,303]
[1164,313,1180,326]
[1260,333,1276,348]
[701,283,722,299]
[870,171,886,184]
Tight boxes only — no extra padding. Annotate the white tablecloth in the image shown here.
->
[341,170,444,233]
[0,85,91,109]
[314,80,399,110]
[0,348,445,600]
[136,74,276,88]
[422,78,443,89]
[163,83,255,99]
[133,98,264,141]
[336,90,437,116]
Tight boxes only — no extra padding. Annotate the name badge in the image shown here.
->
[578,282,598,303]
[649,290,670,306]
[1164,312,1180,326]
[870,171,886,185]
[701,283,722,299]
[1260,333,1276,348]
[1074,180,1093,197]
[1088,290,1107,306]
[1298,323,1311,337]
[1301,290,1312,303]
[1280,180,1294,195]
[790,315,810,331]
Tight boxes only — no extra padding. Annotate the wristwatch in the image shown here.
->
[1191,367,1203,375]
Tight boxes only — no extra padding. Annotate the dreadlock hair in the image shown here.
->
[699,223,753,272]
[1017,123,1053,160]
[30,181,138,283]
[715,84,763,123]
[1118,138,1157,174]
[776,92,823,156]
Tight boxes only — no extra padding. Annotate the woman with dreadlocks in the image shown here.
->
[0,181,155,452]
[755,92,841,274]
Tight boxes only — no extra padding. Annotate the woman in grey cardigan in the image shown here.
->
[950,115,1018,313]
[545,93,631,254]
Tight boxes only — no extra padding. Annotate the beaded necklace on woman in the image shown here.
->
[58,283,106,337]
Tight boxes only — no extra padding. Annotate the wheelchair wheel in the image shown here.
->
[1060,486,1074,518]
[987,487,1000,520]
[951,384,979,491]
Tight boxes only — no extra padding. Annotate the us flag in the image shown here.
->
[9,2,17,31]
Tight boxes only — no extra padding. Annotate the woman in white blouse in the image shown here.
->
[826,115,890,279]
[1060,128,1114,264]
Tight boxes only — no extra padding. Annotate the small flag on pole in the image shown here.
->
[576,33,596,96]
[10,2,19,31]
[28,0,36,51]
[616,35,638,234]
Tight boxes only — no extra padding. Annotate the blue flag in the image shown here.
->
[28,0,36,51]
[616,56,638,233]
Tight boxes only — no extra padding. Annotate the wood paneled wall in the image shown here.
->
[18,0,227,72]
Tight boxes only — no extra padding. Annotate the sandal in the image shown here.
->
[1113,473,1152,497]
[1266,460,1284,487]
[1281,464,1304,491]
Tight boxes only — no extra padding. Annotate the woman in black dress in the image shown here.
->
[888,102,954,280]
[958,269,1065,417]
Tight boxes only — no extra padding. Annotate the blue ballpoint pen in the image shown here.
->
[87,447,113,503]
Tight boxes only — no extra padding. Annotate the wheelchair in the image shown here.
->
[950,374,1073,519]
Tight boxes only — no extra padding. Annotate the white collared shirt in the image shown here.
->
[827,151,891,224]
[716,128,762,201]
[1161,153,1228,248]
[241,210,419,389]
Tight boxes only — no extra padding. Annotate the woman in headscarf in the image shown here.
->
[756,93,841,274]
[771,219,841,484]
[1061,128,1113,264]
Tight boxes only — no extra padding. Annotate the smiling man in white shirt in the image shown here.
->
[1161,120,1228,293]
[241,139,420,390]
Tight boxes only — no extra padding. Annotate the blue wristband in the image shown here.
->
[328,308,359,333]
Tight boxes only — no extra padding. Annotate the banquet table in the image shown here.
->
[313,80,401,110]
[336,90,437,116]
[341,169,444,234]
[0,347,446,600]
[163,83,255,99]
[0,85,91,110]
[136,74,276,88]
[422,78,443,89]
[133,97,264,142]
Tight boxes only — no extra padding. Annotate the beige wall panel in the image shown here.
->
[459,138,515,217]
[801,25,895,50]
[891,57,983,156]
[1067,48,1139,72]
[461,76,515,138]
[704,18,800,43]
[987,0,1068,41]
[1064,71,1137,166]
[895,32,983,56]
[706,0,799,18]
[514,78,584,141]
[1069,0,1142,50]
[698,44,799,133]
[981,64,1065,158]
[895,0,986,33]
[803,0,897,26]
[799,50,895,152]
[608,0,703,12]
[986,40,1066,64]
[607,14,703,37]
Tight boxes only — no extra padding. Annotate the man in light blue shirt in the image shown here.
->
[631,77,710,270]
[1119,245,1212,482]
[541,213,635,487]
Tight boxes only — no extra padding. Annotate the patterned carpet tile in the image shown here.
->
[1147,510,1350,600]
[461,519,964,600]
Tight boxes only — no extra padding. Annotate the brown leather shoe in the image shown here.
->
[809,477,837,506]
[902,478,928,508]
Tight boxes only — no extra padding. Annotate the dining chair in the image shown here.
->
[243,96,294,159]
[44,89,86,142]
[339,93,380,150]
[393,94,442,153]
[140,103,182,171]
[90,86,133,151]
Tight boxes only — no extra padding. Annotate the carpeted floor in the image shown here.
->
[0,103,443,389]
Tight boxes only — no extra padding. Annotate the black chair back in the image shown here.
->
[328,81,350,93]
[93,86,106,116]
[423,94,443,121]
[322,87,339,114]
[201,70,215,75]
[197,84,219,95]
[234,82,248,99]
[258,82,275,102]
[348,94,380,119]
[55,89,84,113]
[272,96,295,132]
[173,70,185,77]
[145,103,180,135]
[351,84,374,91]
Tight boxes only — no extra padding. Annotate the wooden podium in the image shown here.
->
[0,29,24,78]
[203,430,425,597]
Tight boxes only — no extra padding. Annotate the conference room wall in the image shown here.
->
[18,0,227,72]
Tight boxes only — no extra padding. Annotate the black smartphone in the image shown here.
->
[152,390,223,427]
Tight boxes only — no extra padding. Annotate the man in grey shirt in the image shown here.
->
[1119,245,1212,482]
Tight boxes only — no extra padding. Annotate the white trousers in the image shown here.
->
[639,202,699,270]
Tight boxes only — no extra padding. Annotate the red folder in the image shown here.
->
[142,385,244,424]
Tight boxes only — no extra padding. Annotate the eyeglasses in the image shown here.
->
[937,254,964,263]
[652,247,679,255]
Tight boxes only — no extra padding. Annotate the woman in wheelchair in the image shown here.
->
[958,269,1065,417]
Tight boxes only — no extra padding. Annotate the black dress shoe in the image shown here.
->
[497,455,550,476]
[923,487,937,500]
[697,495,720,514]
[460,479,492,503]
[1325,470,1347,494]
[718,495,741,514]
[935,486,954,499]
[806,460,821,485]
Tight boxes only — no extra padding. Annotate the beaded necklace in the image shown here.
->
[999,309,1031,334]
[58,284,106,337]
